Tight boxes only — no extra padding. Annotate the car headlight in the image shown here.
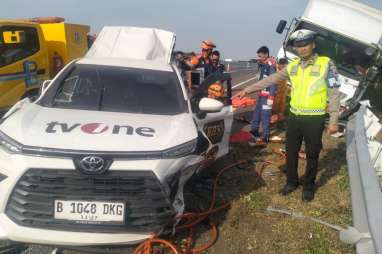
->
[0,131,22,154]
[162,139,197,158]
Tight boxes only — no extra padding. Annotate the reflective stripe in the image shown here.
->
[290,107,325,115]
[262,105,272,110]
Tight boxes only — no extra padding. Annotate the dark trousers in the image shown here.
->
[286,113,325,191]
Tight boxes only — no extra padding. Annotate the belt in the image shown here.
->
[290,107,325,115]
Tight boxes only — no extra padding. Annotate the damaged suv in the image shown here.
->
[0,27,233,246]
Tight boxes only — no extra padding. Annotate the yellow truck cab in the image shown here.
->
[0,17,89,112]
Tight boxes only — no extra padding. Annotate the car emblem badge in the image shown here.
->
[74,156,110,174]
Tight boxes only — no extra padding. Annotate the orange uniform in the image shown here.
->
[272,79,288,117]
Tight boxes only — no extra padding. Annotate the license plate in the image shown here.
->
[54,200,125,224]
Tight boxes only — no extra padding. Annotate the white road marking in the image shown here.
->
[232,76,258,89]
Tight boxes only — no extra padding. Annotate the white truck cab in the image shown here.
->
[276,0,382,119]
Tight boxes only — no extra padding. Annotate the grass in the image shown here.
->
[194,130,355,254]
[305,237,331,254]
[242,191,269,212]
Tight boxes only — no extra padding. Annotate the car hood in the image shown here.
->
[0,104,197,152]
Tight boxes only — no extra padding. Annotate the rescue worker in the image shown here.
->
[251,46,277,143]
[211,50,225,74]
[193,39,216,78]
[271,58,289,123]
[235,29,341,202]
[206,50,226,100]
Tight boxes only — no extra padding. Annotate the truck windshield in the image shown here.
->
[48,64,187,115]
[0,26,40,68]
[287,21,374,79]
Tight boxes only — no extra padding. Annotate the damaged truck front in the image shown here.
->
[277,0,382,253]
[276,0,382,119]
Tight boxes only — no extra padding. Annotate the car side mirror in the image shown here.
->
[276,20,287,34]
[199,98,224,112]
[39,80,52,95]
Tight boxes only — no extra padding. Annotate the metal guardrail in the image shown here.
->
[347,105,382,254]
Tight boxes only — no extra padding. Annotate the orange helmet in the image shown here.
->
[201,40,216,50]
[190,55,199,65]
[208,82,224,98]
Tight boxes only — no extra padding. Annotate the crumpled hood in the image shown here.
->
[86,26,176,64]
[0,104,197,152]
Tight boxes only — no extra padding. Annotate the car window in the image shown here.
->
[0,26,40,67]
[51,64,186,115]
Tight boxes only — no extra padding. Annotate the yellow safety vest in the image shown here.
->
[287,56,330,115]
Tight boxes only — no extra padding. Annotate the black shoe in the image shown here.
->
[250,129,260,138]
[302,190,315,202]
[279,184,298,196]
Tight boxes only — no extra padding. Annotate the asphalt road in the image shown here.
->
[228,66,259,92]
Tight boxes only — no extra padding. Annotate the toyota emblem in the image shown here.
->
[78,156,105,174]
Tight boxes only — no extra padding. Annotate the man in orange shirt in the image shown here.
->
[271,58,289,123]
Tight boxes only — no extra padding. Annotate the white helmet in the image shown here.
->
[290,29,316,46]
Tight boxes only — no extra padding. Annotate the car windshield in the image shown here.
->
[48,64,186,115]
[287,21,374,79]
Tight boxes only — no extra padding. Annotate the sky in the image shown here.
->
[2,0,382,60]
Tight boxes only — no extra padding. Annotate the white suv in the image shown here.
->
[0,27,233,246]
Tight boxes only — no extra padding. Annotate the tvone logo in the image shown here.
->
[81,123,109,134]
[46,122,155,137]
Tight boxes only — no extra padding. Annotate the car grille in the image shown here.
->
[6,169,175,233]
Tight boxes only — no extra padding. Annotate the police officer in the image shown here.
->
[235,29,341,202]
[251,46,277,143]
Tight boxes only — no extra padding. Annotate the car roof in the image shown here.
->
[76,57,174,72]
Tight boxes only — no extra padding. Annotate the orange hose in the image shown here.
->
[133,237,179,254]
[132,160,249,254]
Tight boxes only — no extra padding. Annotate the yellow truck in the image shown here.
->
[0,17,90,112]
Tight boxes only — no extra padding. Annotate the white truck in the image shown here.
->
[276,1,382,253]
[0,26,233,247]
[276,0,382,119]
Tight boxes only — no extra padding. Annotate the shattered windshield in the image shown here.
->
[287,21,374,79]
[49,64,186,115]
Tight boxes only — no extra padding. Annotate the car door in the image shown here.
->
[192,72,234,160]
